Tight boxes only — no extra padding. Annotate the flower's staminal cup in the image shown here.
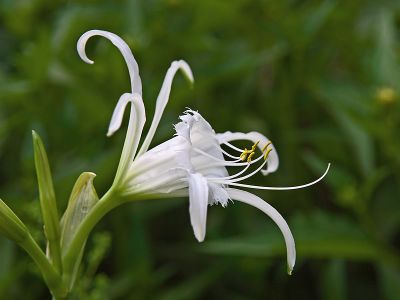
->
[75,30,331,275]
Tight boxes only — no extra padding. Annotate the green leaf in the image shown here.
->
[32,130,62,272]
[0,199,29,244]
[60,172,99,290]
[373,8,400,87]
[0,240,17,296]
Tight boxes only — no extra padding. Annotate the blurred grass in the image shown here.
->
[0,0,400,299]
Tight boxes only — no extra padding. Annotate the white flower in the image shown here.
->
[77,30,330,275]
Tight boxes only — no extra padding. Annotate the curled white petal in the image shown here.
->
[107,93,133,137]
[114,93,146,184]
[226,188,296,274]
[77,29,142,95]
[217,131,279,175]
[137,60,194,156]
[188,173,209,242]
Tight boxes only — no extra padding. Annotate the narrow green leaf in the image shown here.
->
[60,172,99,290]
[0,199,66,297]
[373,8,400,86]
[32,130,62,273]
[0,198,29,243]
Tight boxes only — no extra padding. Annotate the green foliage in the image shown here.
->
[0,198,29,243]
[32,130,62,272]
[0,0,399,299]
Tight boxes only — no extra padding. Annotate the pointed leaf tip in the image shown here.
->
[32,131,62,271]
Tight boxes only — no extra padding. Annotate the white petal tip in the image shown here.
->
[193,225,206,243]
[174,60,194,83]
[193,228,205,243]
[195,235,205,242]
[107,127,115,137]
[107,126,119,137]
[78,53,94,65]
[107,126,119,136]
[77,33,95,65]
[287,256,295,275]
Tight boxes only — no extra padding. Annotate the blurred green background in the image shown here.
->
[1,0,400,299]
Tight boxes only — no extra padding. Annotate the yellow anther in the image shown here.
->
[247,152,255,162]
[240,141,262,162]
[240,148,249,161]
[264,148,272,160]
[250,141,260,152]
[262,141,272,152]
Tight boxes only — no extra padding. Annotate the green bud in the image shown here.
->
[0,199,29,243]
[61,172,99,289]
[32,130,62,272]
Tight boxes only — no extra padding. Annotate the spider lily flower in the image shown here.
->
[122,110,330,274]
[77,30,330,274]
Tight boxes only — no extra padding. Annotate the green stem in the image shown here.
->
[20,234,67,298]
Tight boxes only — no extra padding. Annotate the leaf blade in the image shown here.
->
[32,130,62,273]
